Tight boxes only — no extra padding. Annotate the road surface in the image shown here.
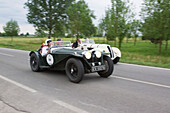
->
[0,47,170,113]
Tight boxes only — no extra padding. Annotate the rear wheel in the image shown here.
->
[98,57,114,78]
[30,53,40,72]
[65,58,84,83]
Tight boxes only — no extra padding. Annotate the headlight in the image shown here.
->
[74,52,77,55]
[84,51,91,59]
[95,51,101,58]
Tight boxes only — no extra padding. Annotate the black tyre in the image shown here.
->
[113,57,120,64]
[65,58,84,83]
[30,53,40,72]
[98,57,114,78]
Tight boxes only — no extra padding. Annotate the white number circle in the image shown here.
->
[46,54,54,65]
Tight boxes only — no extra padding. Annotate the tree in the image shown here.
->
[162,0,170,50]
[0,32,7,36]
[25,0,74,39]
[67,0,96,38]
[20,33,24,36]
[25,32,30,37]
[112,0,134,49]
[100,0,133,49]
[3,19,20,36]
[52,20,65,40]
[125,22,132,43]
[3,19,20,42]
[35,29,48,38]
[104,9,115,43]
[164,20,170,50]
[98,18,108,42]
[131,19,141,46]
[97,19,105,37]
[141,0,170,53]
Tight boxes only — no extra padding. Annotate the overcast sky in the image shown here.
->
[0,0,143,34]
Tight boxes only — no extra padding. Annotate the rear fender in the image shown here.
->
[29,51,39,57]
[112,47,121,57]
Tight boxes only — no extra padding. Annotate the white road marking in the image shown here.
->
[0,75,37,93]
[53,100,89,113]
[119,63,170,71]
[112,76,170,89]
[0,52,14,57]
[79,101,107,111]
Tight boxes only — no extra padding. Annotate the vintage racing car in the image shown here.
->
[76,39,121,64]
[29,41,114,83]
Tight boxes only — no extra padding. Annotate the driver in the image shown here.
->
[72,38,81,48]
[42,39,52,56]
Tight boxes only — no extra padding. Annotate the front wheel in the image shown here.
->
[65,58,84,83]
[98,57,114,78]
[113,57,120,64]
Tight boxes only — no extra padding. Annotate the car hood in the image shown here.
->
[51,47,84,55]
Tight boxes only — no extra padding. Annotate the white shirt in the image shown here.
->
[42,46,50,56]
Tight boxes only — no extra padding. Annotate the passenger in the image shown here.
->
[56,38,63,46]
[72,38,81,48]
[57,38,63,41]
[84,38,88,43]
[42,39,52,57]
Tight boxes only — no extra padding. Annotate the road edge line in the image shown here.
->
[112,76,170,89]
[0,75,37,93]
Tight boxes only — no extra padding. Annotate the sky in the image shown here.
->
[0,0,143,34]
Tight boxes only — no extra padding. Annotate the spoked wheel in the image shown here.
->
[30,53,40,72]
[98,57,114,78]
[65,58,84,83]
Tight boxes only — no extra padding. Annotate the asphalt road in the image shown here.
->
[0,47,170,113]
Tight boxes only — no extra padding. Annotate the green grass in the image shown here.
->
[0,37,170,68]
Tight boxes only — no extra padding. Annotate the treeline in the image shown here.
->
[98,0,169,53]
[0,31,30,37]
[1,0,169,53]
[140,0,170,53]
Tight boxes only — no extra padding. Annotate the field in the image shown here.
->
[0,37,170,68]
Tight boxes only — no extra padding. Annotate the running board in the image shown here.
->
[40,66,50,69]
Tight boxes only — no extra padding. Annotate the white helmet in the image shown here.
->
[45,39,52,45]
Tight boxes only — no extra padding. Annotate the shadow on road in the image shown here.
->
[31,69,112,84]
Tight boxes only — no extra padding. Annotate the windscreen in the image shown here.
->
[81,39,95,44]
[51,41,71,47]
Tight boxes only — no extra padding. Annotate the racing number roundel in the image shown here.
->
[46,54,54,65]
